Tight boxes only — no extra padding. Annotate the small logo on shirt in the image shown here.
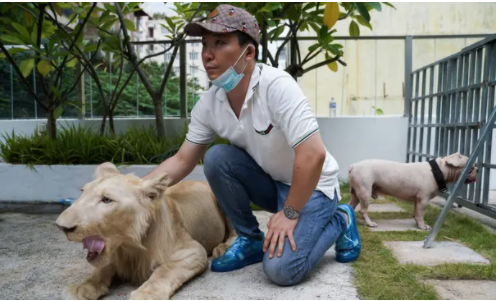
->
[255,123,273,135]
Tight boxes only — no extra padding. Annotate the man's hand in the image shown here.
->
[263,211,298,258]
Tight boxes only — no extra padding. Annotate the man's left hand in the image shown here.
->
[263,210,298,258]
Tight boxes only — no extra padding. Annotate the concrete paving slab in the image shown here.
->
[423,279,496,300]
[368,219,426,232]
[0,211,358,300]
[355,203,406,212]
[383,241,490,266]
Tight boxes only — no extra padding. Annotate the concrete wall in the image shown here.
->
[0,117,409,181]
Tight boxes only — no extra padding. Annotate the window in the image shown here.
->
[192,42,199,47]
[189,52,198,60]
[161,27,168,34]
[190,66,198,74]
[148,27,154,38]
[148,44,154,51]
[165,53,172,61]
[174,67,180,75]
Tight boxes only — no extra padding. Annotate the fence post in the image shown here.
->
[180,40,187,119]
[404,35,413,118]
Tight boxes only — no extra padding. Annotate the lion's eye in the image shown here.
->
[101,197,113,204]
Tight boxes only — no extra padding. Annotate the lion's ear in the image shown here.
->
[95,162,120,178]
[140,173,170,200]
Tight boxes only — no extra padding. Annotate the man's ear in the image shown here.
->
[246,44,257,60]
[140,173,171,200]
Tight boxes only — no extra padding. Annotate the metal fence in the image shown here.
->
[405,36,496,245]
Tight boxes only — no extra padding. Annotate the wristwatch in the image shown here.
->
[283,206,300,219]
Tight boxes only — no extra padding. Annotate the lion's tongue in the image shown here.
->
[82,237,105,255]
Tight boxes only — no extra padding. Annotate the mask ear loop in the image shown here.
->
[234,45,250,74]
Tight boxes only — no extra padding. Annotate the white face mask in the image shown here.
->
[210,45,249,92]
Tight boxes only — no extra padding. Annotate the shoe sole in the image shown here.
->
[211,252,264,272]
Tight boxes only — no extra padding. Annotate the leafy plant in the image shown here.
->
[0,124,229,165]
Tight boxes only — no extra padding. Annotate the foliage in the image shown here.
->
[0,124,228,165]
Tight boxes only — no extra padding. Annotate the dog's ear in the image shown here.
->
[444,153,467,168]
[95,162,121,178]
[140,173,171,200]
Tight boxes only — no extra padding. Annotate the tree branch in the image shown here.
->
[0,41,47,110]
[267,50,277,66]
[302,50,321,66]
[274,29,292,67]
[36,4,50,101]
[303,56,347,74]
[115,3,156,98]
[339,4,356,20]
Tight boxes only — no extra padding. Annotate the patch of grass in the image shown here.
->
[342,192,496,300]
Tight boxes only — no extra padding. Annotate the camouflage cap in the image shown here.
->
[184,4,260,45]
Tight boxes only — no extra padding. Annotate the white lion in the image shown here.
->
[55,162,236,299]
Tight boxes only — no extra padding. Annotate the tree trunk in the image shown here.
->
[108,110,115,135]
[47,108,57,140]
[100,109,107,135]
[153,94,166,140]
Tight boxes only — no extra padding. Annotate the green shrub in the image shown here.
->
[0,124,229,165]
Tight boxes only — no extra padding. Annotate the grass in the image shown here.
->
[341,191,496,300]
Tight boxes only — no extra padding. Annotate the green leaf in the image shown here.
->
[267,20,276,27]
[124,19,135,32]
[308,43,320,54]
[66,55,78,68]
[318,26,328,44]
[20,58,34,78]
[331,44,343,49]
[7,47,29,55]
[355,3,371,22]
[25,11,34,27]
[50,85,62,99]
[165,17,175,31]
[37,60,54,77]
[102,19,116,31]
[368,2,382,11]
[85,43,98,53]
[270,26,285,40]
[339,12,347,19]
[260,2,282,13]
[382,2,396,9]
[349,20,360,36]
[53,3,62,16]
[104,3,117,14]
[309,22,320,35]
[54,105,64,120]
[355,15,373,31]
[127,2,140,10]
[31,24,38,44]
[12,22,30,39]
[303,3,316,11]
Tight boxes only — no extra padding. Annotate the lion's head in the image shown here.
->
[55,163,170,267]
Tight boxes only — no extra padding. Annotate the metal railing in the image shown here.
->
[405,36,496,246]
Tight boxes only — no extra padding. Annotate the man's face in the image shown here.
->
[202,32,245,80]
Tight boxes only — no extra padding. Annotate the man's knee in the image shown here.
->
[262,252,307,286]
[203,144,232,178]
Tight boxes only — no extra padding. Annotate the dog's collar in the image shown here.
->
[429,159,447,192]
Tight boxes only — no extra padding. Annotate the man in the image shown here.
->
[144,4,361,286]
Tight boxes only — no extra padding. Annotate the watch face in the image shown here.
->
[284,206,297,219]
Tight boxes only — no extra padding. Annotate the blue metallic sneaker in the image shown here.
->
[211,234,264,272]
[335,204,361,263]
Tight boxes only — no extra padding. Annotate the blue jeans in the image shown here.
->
[203,144,347,286]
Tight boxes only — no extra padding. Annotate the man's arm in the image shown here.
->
[284,133,326,212]
[143,141,208,186]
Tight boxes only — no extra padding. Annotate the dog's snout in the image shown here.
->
[57,224,77,233]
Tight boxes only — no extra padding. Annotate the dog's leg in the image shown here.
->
[62,265,115,300]
[356,188,377,228]
[414,197,431,230]
[349,189,360,209]
[130,240,208,300]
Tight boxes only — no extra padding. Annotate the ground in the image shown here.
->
[0,209,357,300]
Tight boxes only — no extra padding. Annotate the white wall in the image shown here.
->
[0,117,409,182]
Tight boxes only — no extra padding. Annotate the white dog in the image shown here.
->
[348,153,478,230]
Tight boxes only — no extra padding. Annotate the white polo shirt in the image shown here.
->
[186,63,341,201]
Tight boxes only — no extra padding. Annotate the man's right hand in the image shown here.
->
[143,141,208,186]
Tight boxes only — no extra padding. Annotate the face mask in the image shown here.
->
[210,46,249,92]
